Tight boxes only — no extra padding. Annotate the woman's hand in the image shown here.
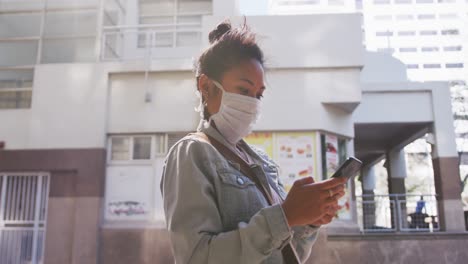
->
[309,204,343,226]
[281,176,347,227]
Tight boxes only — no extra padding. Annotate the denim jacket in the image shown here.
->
[160,120,320,264]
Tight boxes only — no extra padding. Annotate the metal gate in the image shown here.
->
[0,173,50,264]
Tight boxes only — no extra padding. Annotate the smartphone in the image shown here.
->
[330,157,363,180]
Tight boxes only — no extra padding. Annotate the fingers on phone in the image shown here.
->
[321,177,347,189]
[331,185,344,194]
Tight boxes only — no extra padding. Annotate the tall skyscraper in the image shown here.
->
[269,0,468,83]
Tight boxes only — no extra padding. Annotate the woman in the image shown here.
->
[161,20,347,264]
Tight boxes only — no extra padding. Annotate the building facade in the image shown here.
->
[0,0,467,264]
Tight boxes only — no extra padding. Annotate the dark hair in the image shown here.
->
[195,19,265,84]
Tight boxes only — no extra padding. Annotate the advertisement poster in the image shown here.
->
[105,166,153,221]
[244,132,274,157]
[325,134,351,220]
[274,132,317,192]
[336,192,352,220]
[325,134,339,177]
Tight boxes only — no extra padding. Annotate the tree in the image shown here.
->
[450,81,468,198]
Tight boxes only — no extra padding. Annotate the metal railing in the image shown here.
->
[356,194,440,233]
[0,173,50,264]
[101,23,203,61]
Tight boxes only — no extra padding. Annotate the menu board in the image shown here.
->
[336,193,352,220]
[274,132,317,192]
[324,134,351,220]
[245,132,317,192]
[244,132,273,157]
[325,134,339,177]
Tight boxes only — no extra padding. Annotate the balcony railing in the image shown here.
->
[356,194,440,233]
[101,23,203,61]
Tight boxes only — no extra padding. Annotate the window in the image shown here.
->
[417,14,436,19]
[399,47,417,52]
[441,29,459,35]
[41,6,98,63]
[446,63,463,68]
[276,0,320,5]
[103,0,123,27]
[377,48,395,53]
[376,31,393,36]
[420,30,437,35]
[111,137,131,161]
[0,0,100,65]
[423,64,441,68]
[395,0,412,3]
[406,64,419,69]
[133,137,152,160]
[396,14,414,20]
[0,12,41,67]
[109,135,168,162]
[138,0,209,48]
[421,46,439,52]
[398,31,416,36]
[373,0,390,4]
[439,13,458,19]
[375,15,392,21]
[443,46,462,51]
[328,0,345,5]
[0,69,33,109]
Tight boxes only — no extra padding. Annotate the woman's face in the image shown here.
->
[199,58,266,117]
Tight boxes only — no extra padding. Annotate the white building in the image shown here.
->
[359,0,468,83]
[0,1,466,264]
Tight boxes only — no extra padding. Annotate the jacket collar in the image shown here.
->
[197,119,237,150]
[197,119,265,165]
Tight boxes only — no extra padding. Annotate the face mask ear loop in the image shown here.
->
[212,80,225,93]
[205,80,225,128]
[195,90,206,131]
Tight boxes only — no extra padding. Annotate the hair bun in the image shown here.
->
[208,21,232,44]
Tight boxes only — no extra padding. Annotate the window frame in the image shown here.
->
[0,68,34,109]
[107,134,168,165]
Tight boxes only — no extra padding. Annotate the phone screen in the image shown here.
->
[331,157,363,180]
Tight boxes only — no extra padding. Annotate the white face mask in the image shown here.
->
[208,80,262,144]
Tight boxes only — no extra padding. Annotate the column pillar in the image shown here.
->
[362,166,376,229]
[430,85,465,232]
[387,149,407,194]
[386,149,407,230]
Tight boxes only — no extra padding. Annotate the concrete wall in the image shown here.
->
[108,71,200,133]
[0,64,109,150]
[353,91,433,124]
[108,68,359,137]
[98,227,468,264]
[203,14,364,69]
[1,14,365,151]
[312,231,468,264]
[0,148,106,264]
[354,81,457,158]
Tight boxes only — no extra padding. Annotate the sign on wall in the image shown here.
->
[246,131,352,220]
[323,133,351,220]
[274,132,317,192]
[245,132,318,192]
[105,166,154,221]
[325,134,339,178]
[244,132,274,157]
